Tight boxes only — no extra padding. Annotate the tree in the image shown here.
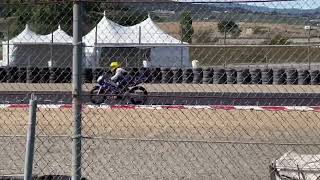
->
[218,20,241,37]
[82,2,147,27]
[30,3,73,34]
[5,2,73,36]
[5,1,148,37]
[180,11,194,43]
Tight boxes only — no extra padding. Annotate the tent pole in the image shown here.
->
[28,56,30,68]
[95,25,97,68]
[51,31,53,67]
[180,29,183,68]
[7,23,10,66]
[139,26,141,45]
[138,26,141,68]
[180,47,183,68]
[93,25,98,82]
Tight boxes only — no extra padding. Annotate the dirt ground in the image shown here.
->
[1,108,319,142]
[1,108,320,179]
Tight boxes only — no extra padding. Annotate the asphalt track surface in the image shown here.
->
[0,91,319,106]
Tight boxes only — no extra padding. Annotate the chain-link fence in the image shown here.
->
[1,0,320,179]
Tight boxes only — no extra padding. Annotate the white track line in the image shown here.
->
[0,104,319,112]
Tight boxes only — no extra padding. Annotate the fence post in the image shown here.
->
[24,95,37,180]
[72,1,83,180]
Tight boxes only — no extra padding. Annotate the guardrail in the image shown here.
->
[0,67,318,85]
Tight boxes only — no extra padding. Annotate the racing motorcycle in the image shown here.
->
[89,73,148,105]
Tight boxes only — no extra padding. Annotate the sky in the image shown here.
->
[175,0,320,9]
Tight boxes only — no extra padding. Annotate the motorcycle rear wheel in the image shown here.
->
[90,86,107,105]
[128,86,148,105]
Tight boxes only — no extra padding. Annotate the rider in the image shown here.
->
[110,61,127,88]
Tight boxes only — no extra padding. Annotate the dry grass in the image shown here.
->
[156,21,307,39]
[191,46,320,66]
[1,108,319,179]
[1,108,319,142]
[156,21,320,65]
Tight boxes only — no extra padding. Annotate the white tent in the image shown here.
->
[43,25,73,67]
[1,25,73,67]
[2,16,190,68]
[2,24,45,66]
[83,14,190,68]
[131,16,190,68]
[43,25,73,44]
[82,15,128,67]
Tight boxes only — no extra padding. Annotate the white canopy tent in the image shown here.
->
[44,25,73,67]
[83,14,190,68]
[1,25,73,67]
[82,15,129,67]
[2,15,190,68]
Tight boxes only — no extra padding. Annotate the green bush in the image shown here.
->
[253,26,269,35]
[269,34,291,45]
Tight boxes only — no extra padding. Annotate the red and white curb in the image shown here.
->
[0,104,320,112]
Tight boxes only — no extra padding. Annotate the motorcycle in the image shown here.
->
[89,73,148,105]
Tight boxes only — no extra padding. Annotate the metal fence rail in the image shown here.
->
[0,0,320,180]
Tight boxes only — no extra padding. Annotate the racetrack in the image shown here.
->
[0,83,319,93]
[1,108,320,179]
[0,83,319,106]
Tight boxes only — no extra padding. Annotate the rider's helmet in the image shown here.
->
[110,61,120,72]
